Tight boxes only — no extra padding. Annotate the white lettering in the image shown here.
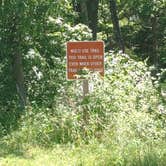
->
[79,62,90,66]
[69,62,78,66]
[90,48,99,53]
[90,62,102,66]
[77,56,87,59]
[70,49,81,53]
[81,49,89,53]
[93,55,103,60]
[69,68,77,72]
[69,56,76,59]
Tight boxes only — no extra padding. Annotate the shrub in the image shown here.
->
[2,51,165,147]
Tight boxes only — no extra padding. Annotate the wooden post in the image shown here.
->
[83,79,89,97]
[82,79,89,125]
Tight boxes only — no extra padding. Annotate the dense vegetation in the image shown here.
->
[0,0,166,165]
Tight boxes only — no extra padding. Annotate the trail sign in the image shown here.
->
[67,41,104,79]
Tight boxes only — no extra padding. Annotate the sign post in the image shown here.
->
[83,79,89,97]
[67,41,104,96]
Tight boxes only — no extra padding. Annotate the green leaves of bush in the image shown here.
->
[2,51,165,147]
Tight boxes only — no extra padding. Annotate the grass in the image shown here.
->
[0,108,165,166]
[1,52,166,165]
[1,144,104,166]
[0,109,166,166]
[0,137,166,166]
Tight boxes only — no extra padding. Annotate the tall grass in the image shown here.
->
[0,52,165,165]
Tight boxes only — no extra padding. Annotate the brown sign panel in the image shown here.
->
[67,41,104,79]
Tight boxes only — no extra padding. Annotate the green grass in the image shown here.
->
[0,138,166,166]
[1,144,105,166]
[0,109,166,166]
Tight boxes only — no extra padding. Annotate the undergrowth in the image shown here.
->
[0,52,165,165]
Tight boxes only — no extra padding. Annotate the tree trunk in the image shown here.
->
[79,0,89,25]
[12,53,26,109]
[151,15,159,70]
[86,0,99,40]
[110,0,125,52]
[72,0,99,40]
[10,12,26,109]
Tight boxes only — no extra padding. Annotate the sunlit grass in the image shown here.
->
[0,138,166,166]
[0,144,101,166]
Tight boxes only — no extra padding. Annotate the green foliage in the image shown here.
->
[98,0,166,68]
[0,60,20,132]
[2,52,165,147]
[0,141,166,166]
[1,0,91,109]
[0,1,166,165]
[24,21,91,107]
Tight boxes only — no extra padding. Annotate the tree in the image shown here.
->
[73,0,99,40]
[109,0,125,52]
[86,0,99,40]
[1,0,26,108]
[118,0,166,69]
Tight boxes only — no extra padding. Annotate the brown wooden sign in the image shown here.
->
[67,41,104,79]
